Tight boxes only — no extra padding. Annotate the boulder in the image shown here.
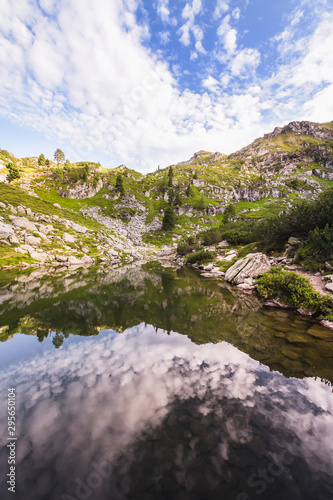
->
[0,221,14,239]
[288,237,301,246]
[55,255,68,263]
[30,251,49,262]
[12,217,38,232]
[62,232,75,243]
[8,234,20,245]
[26,235,41,246]
[225,253,271,285]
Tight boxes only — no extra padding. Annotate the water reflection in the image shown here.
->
[0,325,332,499]
[0,264,333,383]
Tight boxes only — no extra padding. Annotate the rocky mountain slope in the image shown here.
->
[0,120,332,269]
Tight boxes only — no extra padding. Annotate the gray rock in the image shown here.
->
[288,237,301,245]
[62,232,75,243]
[225,253,271,285]
[26,235,41,246]
[0,201,6,209]
[12,217,38,232]
[55,255,68,263]
[8,234,20,244]
[0,221,14,239]
[54,203,62,209]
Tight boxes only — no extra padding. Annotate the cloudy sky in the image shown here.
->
[0,0,333,171]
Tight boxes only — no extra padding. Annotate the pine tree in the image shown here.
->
[6,162,20,183]
[38,153,46,166]
[223,203,236,223]
[115,173,125,195]
[168,166,173,187]
[162,206,176,231]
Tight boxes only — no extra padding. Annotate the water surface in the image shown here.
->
[0,264,332,499]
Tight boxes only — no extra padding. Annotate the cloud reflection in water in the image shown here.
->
[0,324,332,500]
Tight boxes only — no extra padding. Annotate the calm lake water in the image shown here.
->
[0,263,332,500]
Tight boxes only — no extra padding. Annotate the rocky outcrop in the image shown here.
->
[225,253,271,285]
[58,179,103,199]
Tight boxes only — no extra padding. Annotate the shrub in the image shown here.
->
[177,235,198,255]
[256,267,318,308]
[185,249,216,265]
[295,224,333,270]
[256,267,333,319]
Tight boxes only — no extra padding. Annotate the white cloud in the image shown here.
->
[232,7,240,20]
[202,75,219,90]
[230,48,261,76]
[157,0,170,23]
[0,0,332,171]
[178,0,205,53]
[217,15,237,54]
[213,0,229,20]
[302,83,333,122]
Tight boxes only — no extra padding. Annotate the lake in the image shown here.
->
[0,263,332,500]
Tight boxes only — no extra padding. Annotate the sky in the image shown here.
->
[0,0,332,172]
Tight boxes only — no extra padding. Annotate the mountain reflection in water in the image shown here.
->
[0,264,333,499]
[0,264,333,382]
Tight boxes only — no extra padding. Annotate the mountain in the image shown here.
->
[0,120,333,268]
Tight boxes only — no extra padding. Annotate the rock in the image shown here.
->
[297,307,316,316]
[8,234,19,244]
[38,224,53,234]
[0,201,6,209]
[55,255,68,263]
[54,203,62,209]
[0,221,14,239]
[325,282,333,292]
[225,253,271,285]
[62,232,75,243]
[12,217,38,232]
[203,263,214,271]
[26,208,32,216]
[263,300,291,309]
[319,320,333,331]
[217,240,229,247]
[30,251,49,262]
[237,283,255,290]
[67,256,83,266]
[25,235,41,246]
[81,255,94,265]
[288,237,301,245]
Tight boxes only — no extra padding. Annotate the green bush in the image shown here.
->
[295,224,333,270]
[185,249,216,265]
[199,226,223,246]
[256,267,317,307]
[177,235,198,255]
[256,267,333,319]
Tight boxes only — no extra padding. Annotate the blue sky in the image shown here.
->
[0,0,332,172]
